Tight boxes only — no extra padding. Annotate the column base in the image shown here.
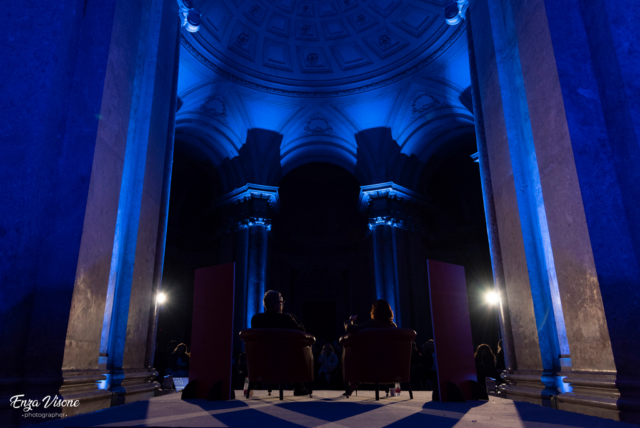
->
[500,371,554,407]
[0,370,112,424]
[58,369,113,417]
[0,376,23,427]
[110,368,159,406]
[557,372,640,423]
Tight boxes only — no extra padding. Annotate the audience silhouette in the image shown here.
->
[474,343,497,389]
[165,343,190,377]
[318,343,338,386]
[250,290,309,396]
[342,299,397,397]
[251,290,305,331]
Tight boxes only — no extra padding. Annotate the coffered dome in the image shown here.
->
[184,0,460,88]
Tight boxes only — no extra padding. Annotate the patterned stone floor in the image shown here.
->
[40,390,630,427]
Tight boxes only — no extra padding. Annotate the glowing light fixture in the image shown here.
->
[443,0,469,26]
[178,0,201,33]
[485,290,500,305]
[156,292,167,304]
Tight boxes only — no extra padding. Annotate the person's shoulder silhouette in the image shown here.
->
[251,290,305,331]
[251,311,305,331]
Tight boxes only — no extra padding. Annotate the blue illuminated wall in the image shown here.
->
[0,0,180,417]
[468,0,640,418]
[486,0,569,379]
[543,0,640,377]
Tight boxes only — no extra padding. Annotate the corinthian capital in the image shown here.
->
[212,184,280,232]
[359,182,428,232]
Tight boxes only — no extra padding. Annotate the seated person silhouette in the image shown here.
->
[342,299,397,397]
[344,299,397,333]
[250,290,309,395]
[251,290,305,331]
[474,343,497,389]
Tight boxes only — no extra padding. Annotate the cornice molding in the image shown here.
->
[212,183,281,211]
[358,181,428,212]
[180,21,466,98]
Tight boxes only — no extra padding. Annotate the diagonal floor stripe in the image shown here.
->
[313,399,423,428]
[98,402,271,427]
[39,390,630,428]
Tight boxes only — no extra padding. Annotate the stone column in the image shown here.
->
[0,0,180,422]
[466,11,517,375]
[213,184,280,350]
[358,183,431,340]
[468,0,640,421]
[99,1,181,406]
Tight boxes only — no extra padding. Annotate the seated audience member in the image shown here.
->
[165,343,190,377]
[410,342,422,390]
[495,339,506,384]
[420,340,437,390]
[250,290,309,396]
[237,352,248,377]
[496,340,505,370]
[332,340,342,357]
[318,343,338,386]
[332,340,344,379]
[232,349,244,389]
[474,343,497,389]
[251,290,305,331]
[154,340,176,384]
[342,299,397,396]
[311,343,321,378]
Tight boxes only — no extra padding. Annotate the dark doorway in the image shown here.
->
[271,163,372,344]
[303,301,338,343]
[419,137,497,351]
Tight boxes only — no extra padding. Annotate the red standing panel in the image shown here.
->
[190,263,235,400]
[427,260,477,401]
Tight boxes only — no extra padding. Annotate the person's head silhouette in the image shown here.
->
[263,290,284,313]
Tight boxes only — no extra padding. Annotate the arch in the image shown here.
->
[280,135,358,178]
[397,106,475,158]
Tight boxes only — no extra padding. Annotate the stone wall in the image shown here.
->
[0,0,180,423]
[468,0,640,421]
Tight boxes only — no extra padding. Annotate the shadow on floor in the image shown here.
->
[39,391,627,428]
[276,401,381,422]
[511,400,624,428]
[379,399,489,428]
[39,399,153,428]
[422,400,488,411]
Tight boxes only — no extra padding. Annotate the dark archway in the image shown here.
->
[270,163,371,345]
[157,150,222,348]
[419,137,498,352]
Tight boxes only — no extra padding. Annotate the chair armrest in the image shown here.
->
[240,329,316,346]
[340,328,416,347]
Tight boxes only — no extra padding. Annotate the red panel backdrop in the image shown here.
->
[190,263,236,400]
[427,260,477,401]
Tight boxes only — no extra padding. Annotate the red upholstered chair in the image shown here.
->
[340,328,417,400]
[239,329,315,400]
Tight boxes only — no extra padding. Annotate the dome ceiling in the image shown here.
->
[175,0,474,193]
[185,0,459,88]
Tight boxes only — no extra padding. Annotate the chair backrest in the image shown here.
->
[239,329,315,383]
[340,328,417,383]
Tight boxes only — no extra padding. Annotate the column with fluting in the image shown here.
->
[213,184,280,350]
[359,182,430,339]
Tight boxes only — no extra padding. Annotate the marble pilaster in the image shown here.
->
[213,184,280,350]
[0,0,180,422]
[358,182,430,340]
[468,0,640,420]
